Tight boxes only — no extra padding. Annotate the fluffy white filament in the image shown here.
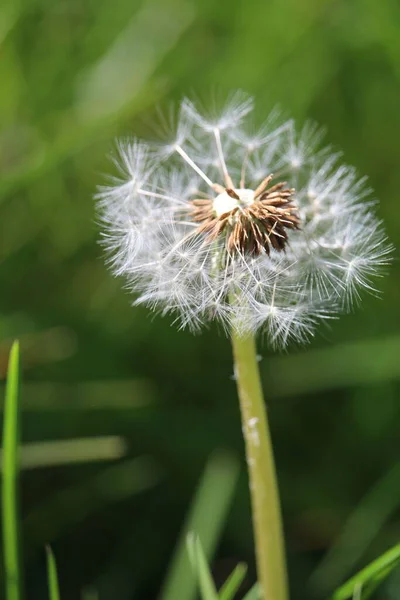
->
[97,93,392,348]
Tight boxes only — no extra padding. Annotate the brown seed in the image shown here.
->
[187,174,300,257]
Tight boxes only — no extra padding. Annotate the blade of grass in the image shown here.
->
[310,461,400,596]
[0,436,127,470]
[187,534,218,600]
[46,546,60,600]
[331,543,400,600]
[159,451,239,600]
[2,341,22,600]
[218,563,247,600]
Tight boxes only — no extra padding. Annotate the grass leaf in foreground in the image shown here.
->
[2,341,22,600]
[187,534,261,600]
[218,563,247,600]
[187,534,218,600]
[160,451,239,600]
[331,543,400,599]
[46,546,61,600]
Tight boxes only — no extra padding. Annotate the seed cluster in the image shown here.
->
[98,93,391,343]
[189,174,300,256]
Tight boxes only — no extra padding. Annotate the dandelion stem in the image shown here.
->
[231,331,288,600]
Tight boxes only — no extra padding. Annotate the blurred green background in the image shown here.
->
[1,0,400,598]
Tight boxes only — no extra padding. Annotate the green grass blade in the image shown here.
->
[159,451,239,600]
[218,563,247,600]
[310,462,400,596]
[2,341,22,600]
[241,583,261,600]
[46,546,60,600]
[0,436,127,470]
[331,543,400,600]
[187,534,218,600]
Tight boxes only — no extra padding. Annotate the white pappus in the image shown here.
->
[97,92,392,348]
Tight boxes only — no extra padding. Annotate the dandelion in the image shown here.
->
[98,92,391,347]
[97,92,392,600]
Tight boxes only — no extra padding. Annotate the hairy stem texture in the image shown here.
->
[231,331,288,600]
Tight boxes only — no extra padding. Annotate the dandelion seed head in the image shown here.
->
[97,93,392,347]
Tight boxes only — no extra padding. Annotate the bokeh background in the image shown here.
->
[1,0,400,598]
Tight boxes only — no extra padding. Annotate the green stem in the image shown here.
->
[231,331,288,600]
[2,341,22,600]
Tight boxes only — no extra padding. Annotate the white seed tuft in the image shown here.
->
[97,93,392,347]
